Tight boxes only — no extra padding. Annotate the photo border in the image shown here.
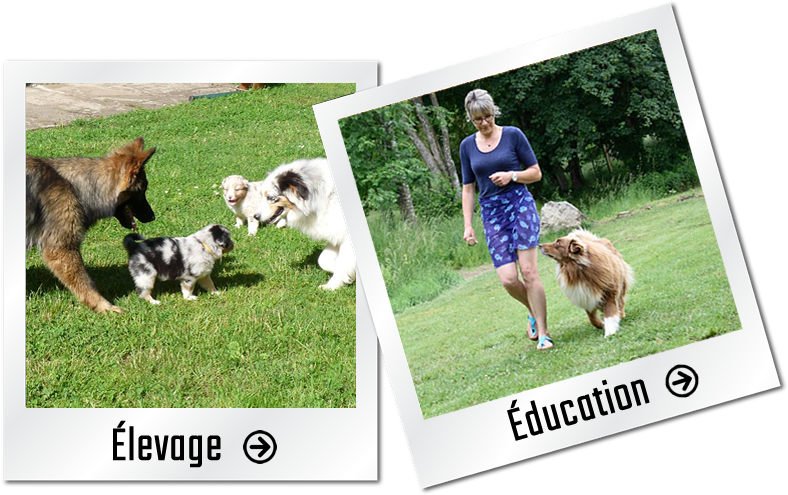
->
[313,6,778,487]
[5,61,378,480]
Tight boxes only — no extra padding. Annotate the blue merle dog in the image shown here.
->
[123,224,234,305]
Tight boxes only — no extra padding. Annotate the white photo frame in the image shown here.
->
[5,61,377,480]
[313,6,779,487]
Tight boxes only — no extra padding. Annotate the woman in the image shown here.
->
[460,89,552,350]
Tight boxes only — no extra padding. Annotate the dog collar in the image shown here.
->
[201,240,215,256]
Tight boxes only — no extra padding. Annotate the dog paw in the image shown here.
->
[183,295,198,301]
[319,283,341,291]
[210,290,221,296]
[604,316,620,337]
[149,299,161,305]
[96,302,123,314]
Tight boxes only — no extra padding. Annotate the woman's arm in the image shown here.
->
[489,163,542,186]
[462,182,477,243]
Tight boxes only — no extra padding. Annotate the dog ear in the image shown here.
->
[277,170,310,212]
[139,146,156,165]
[131,137,145,152]
[132,146,156,175]
[568,239,585,256]
[121,146,156,185]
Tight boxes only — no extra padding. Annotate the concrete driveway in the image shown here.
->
[25,83,240,130]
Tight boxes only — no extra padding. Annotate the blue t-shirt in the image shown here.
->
[460,126,538,200]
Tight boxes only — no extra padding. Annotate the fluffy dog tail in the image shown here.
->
[123,233,146,254]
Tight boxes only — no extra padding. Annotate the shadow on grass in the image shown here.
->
[550,305,643,344]
[26,264,135,303]
[292,246,322,270]
[27,262,265,303]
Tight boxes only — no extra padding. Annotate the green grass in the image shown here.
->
[368,212,491,312]
[26,83,357,408]
[393,191,740,418]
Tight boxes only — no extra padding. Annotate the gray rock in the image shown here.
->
[540,201,586,233]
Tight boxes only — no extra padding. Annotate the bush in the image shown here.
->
[635,158,699,196]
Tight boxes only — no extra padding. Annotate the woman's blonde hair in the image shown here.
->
[464,89,501,122]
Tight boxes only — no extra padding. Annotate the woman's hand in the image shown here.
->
[463,226,478,246]
[489,171,513,186]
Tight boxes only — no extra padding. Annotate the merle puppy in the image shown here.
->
[123,224,234,305]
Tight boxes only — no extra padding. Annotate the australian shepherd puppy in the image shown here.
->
[253,158,355,290]
[123,224,234,305]
[539,229,633,337]
[221,175,286,235]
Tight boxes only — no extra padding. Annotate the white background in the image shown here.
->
[2,0,785,493]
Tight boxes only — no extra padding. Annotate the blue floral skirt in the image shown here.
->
[479,186,540,268]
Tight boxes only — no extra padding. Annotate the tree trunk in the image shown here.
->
[382,115,418,223]
[429,93,461,199]
[405,126,443,178]
[409,95,461,200]
[541,156,569,192]
[554,169,570,191]
[568,155,584,189]
[412,96,443,164]
[602,143,614,173]
[397,182,417,225]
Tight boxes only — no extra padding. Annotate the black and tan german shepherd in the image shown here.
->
[26,137,157,313]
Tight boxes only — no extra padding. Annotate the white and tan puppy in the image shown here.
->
[253,158,355,290]
[222,175,286,235]
[123,225,234,305]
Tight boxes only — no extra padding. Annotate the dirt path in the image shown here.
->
[25,83,239,130]
[459,264,496,281]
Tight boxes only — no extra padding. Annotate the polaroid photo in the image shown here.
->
[5,61,377,480]
[313,5,779,487]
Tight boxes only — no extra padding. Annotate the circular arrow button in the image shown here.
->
[666,364,699,398]
[243,430,277,464]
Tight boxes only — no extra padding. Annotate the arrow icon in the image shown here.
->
[243,430,278,464]
[250,436,271,458]
[672,371,692,391]
[666,364,699,398]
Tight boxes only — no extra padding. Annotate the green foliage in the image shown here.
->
[409,176,459,219]
[635,159,700,197]
[341,98,461,219]
[341,31,695,233]
[440,30,690,194]
[26,84,357,408]
[339,102,419,213]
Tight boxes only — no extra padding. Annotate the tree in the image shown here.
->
[407,94,461,199]
[436,30,690,194]
[339,97,461,222]
[339,102,423,222]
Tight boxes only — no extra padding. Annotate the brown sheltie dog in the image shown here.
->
[539,229,633,337]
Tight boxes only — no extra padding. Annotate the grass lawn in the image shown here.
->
[25,83,357,408]
[394,191,740,418]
